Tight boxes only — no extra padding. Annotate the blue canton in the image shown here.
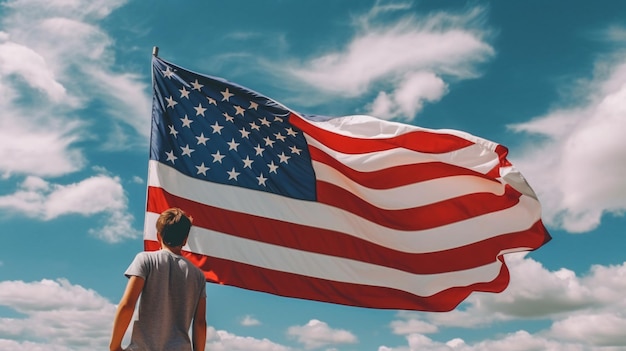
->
[150,57,316,201]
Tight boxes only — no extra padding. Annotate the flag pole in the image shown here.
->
[152,46,159,57]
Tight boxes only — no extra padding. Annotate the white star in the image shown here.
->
[263,136,275,147]
[239,128,250,139]
[234,105,245,116]
[166,96,178,108]
[162,66,175,78]
[249,122,260,131]
[278,152,291,164]
[249,101,258,110]
[259,117,271,127]
[196,162,209,176]
[211,150,225,163]
[242,156,254,169]
[196,133,209,145]
[180,115,193,128]
[221,88,234,101]
[254,144,265,156]
[179,86,190,99]
[227,138,240,151]
[180,144,195,157]
[211,121,224,134]
[168,125,179,138]
[194,103,207,116]
[227,167,240,180]
[207,97,217,105]
[289,145,302,155]
[223,113,234,122]
[191,79,204,91]
[267,161,278,174]
[256,173,267,186]
[274,132,286,142]
[285,127,298,137]
[274,116,284,123]
[165,150,177,164]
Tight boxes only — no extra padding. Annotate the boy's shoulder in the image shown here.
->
[133,250,159,261]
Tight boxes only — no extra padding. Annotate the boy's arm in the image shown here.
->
[192,295,207,351]
[109,275,145,351]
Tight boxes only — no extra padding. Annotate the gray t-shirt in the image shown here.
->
[124,250,207,351]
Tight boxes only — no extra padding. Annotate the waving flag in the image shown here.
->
[146,55,550,311]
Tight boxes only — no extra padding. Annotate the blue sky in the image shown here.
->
[1,0,626,350]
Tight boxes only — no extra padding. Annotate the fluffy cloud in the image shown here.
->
[378,330,587,351]
[549,313,626,346]
[369,71,448,120]
[283,3,492,120]
[241,315,262,326]
[207,327,290,351]
[0,0,150,175]
[508,57,626,233]
[0,175,140,242]
[383,254,626,350]
[287,319,357,349]
[0,279,118,351]
[0,278,294,351]
[0,0,149,239]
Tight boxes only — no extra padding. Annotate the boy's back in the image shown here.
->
[110,208,207,351]
[125,250,206,351]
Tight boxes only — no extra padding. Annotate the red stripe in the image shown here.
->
[309,146,498,189]
[146,239,510,312]
[486,144,512,178]
[147,187,547,274]
[316,182,522,230]
[290,113,475,154]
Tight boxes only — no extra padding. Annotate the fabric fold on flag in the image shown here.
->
[146,56,551,311]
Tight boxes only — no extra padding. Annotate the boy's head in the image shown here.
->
[156,208,193,247]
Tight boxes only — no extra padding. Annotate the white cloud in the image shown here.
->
[241,315,262,326]
[0,40,68,102]
[549,313,626,346]
[0,175,140,242]
[369,71,448,119]
[378,330,587,351]
[0,0,149,240]
[508,57,626,233]
[0,116,85,178]
[384,253,626,349]
[466,331,583,351]
[207,327,291,351]
[131,175,145,184]
[0,279,118,351]
[282,4,492,120]
[428,254,626,326]
[0,0,151,180]
[2,0,126,20]
[287,319,357,350]
[390,312,438,335]
[89,209,141,243]
[0,278,293,351]
[0,33,85,178]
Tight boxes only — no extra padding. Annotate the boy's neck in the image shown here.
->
[161,243,183,255]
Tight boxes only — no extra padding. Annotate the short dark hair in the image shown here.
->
[156,208,193,247]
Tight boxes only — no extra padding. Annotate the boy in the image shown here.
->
[110,208,207,351]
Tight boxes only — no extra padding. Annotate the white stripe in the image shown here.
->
[312,161,506,209]
[306,135,500,175]
[144,212,503,297]
[299,115,499,148]
[148,161,541,253]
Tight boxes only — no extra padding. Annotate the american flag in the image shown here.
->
[145,56,551,311]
